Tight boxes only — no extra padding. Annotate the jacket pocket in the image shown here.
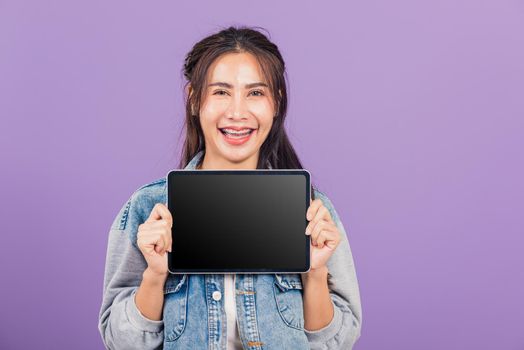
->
[273,274,305,330]
[163,274,189,342]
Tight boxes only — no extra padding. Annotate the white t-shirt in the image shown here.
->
[224,274,243,349]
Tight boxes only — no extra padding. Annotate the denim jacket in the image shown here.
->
[98,151,362,349]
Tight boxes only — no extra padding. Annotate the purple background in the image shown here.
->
[1,1,523,349]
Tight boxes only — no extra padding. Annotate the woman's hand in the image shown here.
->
[305,198,342,271]
[137,203,173,278]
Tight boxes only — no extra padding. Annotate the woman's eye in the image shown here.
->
[250,90,264,97]
[213,90,228,96]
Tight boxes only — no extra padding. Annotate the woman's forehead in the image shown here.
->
[207,52,267,86]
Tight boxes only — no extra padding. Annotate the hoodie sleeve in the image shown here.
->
[305,190,363,350]
[98,195,165,350]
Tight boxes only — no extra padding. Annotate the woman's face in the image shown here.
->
[198,52,275,169]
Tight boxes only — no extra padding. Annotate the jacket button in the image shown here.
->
[212,291,222,301]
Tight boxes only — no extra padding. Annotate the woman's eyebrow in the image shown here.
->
[208,82,269,89]
[245,82,269,89]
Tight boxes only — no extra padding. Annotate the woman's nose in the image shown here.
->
[226,96,248,119]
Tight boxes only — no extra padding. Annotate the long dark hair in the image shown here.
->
[178,26,316,199]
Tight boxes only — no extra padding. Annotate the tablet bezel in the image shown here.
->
[166,169,311,274]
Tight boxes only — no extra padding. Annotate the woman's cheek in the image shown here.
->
[248,100,274,122]
[201,102,226,117]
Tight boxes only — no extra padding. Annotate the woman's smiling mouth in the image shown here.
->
[218,127,257,145]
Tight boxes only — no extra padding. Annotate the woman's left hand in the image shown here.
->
[305,199,342,271]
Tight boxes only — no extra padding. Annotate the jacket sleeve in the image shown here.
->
[98,196,165,350]
[305,191,363,350]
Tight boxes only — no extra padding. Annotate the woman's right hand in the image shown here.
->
[137,203,173,278]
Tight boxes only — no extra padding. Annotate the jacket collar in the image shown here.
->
[184,150,204,170]
[184,150,272,170]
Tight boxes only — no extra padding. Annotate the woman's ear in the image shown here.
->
[186,84,193,98]
[186,84,197,116]
[274,89,282,118]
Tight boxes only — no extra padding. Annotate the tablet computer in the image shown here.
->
[166,169,311,274]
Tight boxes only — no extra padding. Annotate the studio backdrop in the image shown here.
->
[1,0,523,349]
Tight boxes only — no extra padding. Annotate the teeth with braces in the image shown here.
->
[221,129,253,136]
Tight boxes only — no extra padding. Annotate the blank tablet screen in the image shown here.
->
[166,170,310,273]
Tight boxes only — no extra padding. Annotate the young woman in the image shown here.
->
[98,26,362,350]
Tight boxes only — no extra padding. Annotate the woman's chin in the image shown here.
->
[215,146,257,165]
[222,150,254,163]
